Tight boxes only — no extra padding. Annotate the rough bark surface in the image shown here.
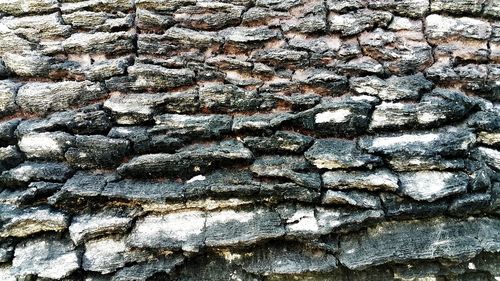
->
[0,0,499,280]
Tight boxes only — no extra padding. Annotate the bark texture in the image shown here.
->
[0,0,499,280]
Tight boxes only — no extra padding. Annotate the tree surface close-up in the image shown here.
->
[0,0,499,280]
